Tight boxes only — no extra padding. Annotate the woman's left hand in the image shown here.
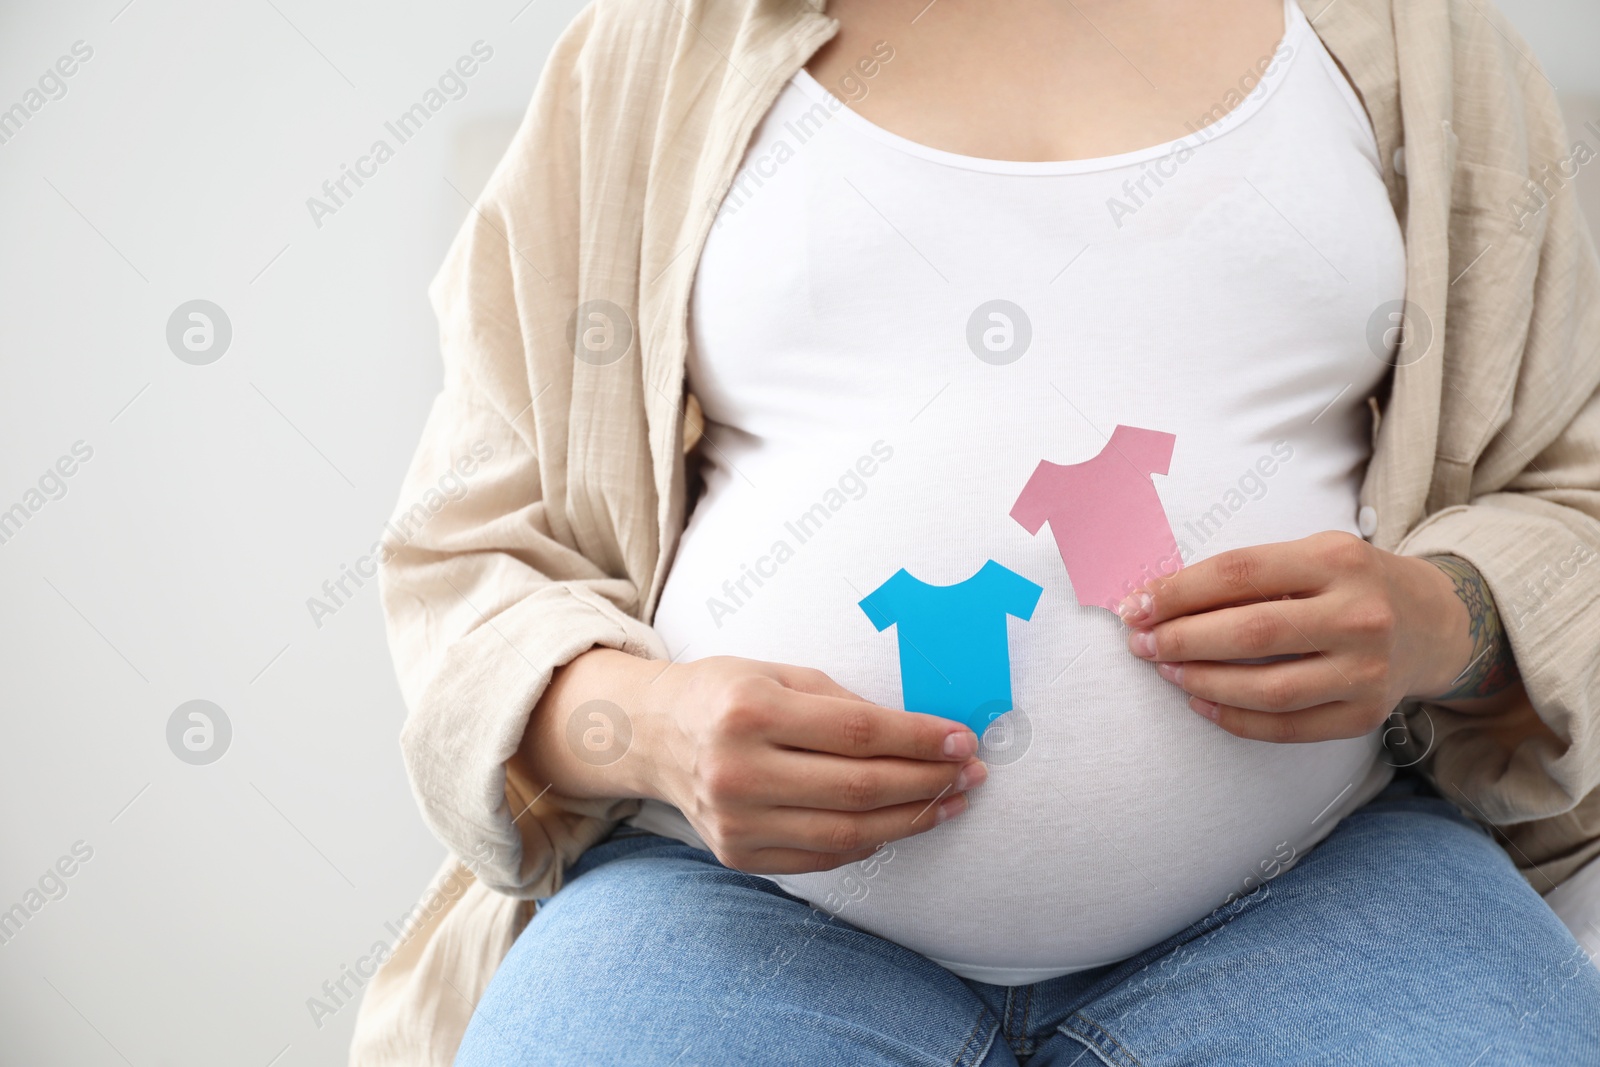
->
[1118,531,1481,743]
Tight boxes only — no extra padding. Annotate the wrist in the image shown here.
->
[1395,553,1477,700]
[526,647,669,802]
[610,651,676,803]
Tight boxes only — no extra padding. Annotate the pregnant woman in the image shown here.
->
[357,0,1600,1063]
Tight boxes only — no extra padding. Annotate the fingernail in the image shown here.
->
[1118,590,1153,624]
[1129,629,1156,658]
[1191,697,1219,721]
[935,794,968,824]
[1156,661,1184,685]
[955,761,988,791]
[944,731,977,759]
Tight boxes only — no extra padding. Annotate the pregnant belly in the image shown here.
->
[651,425,1387,982]
[764,649,1385,982]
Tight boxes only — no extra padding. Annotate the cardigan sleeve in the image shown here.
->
[378,4,666,899]
[1391,15,1600,884]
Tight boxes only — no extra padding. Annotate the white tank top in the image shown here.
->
[643,0,1405,983]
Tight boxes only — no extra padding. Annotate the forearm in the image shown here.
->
[1411,554,1524,715]
[517,647,665,803]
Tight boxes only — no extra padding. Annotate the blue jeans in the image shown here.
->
[456,776,1600,1065]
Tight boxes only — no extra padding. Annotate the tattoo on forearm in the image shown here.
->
[1424,555,1519,699]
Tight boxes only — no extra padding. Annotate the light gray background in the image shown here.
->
[0,2,1595,1065]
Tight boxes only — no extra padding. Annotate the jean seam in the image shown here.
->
[1057,1011,1145,1067]
[951,1006,1001,1067]
[1003,986,1021,1048]
[1019,984,1036,1057]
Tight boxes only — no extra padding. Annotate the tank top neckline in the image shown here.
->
[793,0,1307,177]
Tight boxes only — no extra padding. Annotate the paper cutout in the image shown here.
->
[1011,424,1183,613]
[859,560,1042,734]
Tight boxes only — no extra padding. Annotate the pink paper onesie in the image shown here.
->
[1011,424,1183,612]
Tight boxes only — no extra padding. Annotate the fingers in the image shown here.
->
[766,686,979,762]
[1128,599,1325,664]
[759,751,986,812]
[749,793,969,855]
[676,661,988,877]
[1190,697,1375,744]
[1156,656,1352,713]
[1118,532,1363,625]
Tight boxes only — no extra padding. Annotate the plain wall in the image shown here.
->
[0,3,583,1065]
[0,1,1594,1065]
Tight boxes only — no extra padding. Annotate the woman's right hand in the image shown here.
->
[522,649,985,875]
[641,656,986,874]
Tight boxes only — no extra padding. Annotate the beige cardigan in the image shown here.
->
[352,0,1600,1061]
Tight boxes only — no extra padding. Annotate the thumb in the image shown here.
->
[770,662,872,704]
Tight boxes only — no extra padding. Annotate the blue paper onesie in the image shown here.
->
[858,559,1043,734]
